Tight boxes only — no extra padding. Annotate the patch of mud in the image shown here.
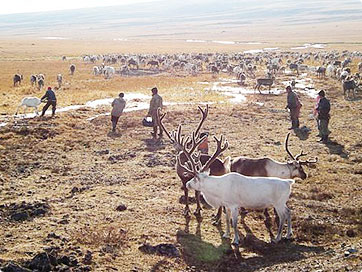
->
[0,201,50,222]
[139,243,180,257]
[0,248,90,272]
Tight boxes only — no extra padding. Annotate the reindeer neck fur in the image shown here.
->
[265,158,294,179]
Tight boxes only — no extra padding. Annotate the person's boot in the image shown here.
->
[295,119,300,128]
[288,120,295,130]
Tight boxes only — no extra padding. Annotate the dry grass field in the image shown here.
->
[0,40,361,272]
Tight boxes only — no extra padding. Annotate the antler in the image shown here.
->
[156,108,174,143]
[194,105,209,139]
[285,133,295,160]
[187,131,208,155]
[177,135,201,176]
[295,150,308,161]
[299,157,318,165]
[201,135,229,172]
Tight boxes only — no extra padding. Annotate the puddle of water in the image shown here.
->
[291,43,326,50]
[186,39,207,43]
[238,42,262,45]
[41,37,69,40]
[282,78,318,99]
[264,47,279,51]
[12,93,151,120]
[243,49,264,54]
[212,40,236,45]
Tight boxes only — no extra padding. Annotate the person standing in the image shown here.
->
[316,90,331,144]
[147,87,163,138]
[40,86,57,117]
[285,86,302,130]
[313,92,322,137]
[111,93,126,132]
[198,132,209,154]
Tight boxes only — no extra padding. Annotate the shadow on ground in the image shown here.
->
[326,139,349,159]
[177,216,325,271]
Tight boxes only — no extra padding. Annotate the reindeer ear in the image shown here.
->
[223,156,231,172]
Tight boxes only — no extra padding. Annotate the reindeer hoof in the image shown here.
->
[212,218,221,226]
[194,210,202,218]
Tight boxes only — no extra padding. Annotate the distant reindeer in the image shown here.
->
[13,74,23,87]
[316,66,326,78]
[70,64,76,75]
[30,75,37,86]
[255,77,275,94]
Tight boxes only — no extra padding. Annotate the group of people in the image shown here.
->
[110,87,163,136]
[39,84,331,144]
[286,85,331,143]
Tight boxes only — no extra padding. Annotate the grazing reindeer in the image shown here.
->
[213,132,317,223]
[157,105,231,217]
[255,77,274,94]
[180,135,295,244]
[13,74,23,87]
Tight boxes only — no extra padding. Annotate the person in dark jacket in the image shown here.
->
[285,86,302,130]
[40,87,57,117]
[316,90,331,143]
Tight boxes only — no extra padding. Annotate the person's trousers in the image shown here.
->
[111,115,120,131]
[41,100,56,116]
[319,119,330,137]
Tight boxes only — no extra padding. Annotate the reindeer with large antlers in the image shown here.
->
[179,134,295,245]
[210,132,318,224]
[157,105,231,218]
[230,132,318,180]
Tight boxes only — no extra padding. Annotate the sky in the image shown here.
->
[0,0,158,14]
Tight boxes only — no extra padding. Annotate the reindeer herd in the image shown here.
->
[13,49,362,100]
[80,49,362,98]
[157,105,317,245]
[12,64,76,90]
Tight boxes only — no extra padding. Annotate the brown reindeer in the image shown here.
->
[157,105,230,218]
[213,132,317,223]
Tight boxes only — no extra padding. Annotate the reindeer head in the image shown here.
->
[285,133,318,180]
[175,134,228,191]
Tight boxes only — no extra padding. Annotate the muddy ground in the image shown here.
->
[0,59,362,271]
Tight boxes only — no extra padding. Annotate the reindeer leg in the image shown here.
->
[183,188,191,218]
[286,206,293,239]
[194,190,202,217]
[223,208,231,239]
[212,207,223,226]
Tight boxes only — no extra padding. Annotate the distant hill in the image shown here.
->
[0,0,361,42]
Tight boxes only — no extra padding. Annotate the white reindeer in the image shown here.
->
[179,135,294,244]
[15,97,42,116]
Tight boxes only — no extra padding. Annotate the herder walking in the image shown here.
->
[111,93,126,132]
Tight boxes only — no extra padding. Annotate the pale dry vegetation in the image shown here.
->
[0,40,361,271]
